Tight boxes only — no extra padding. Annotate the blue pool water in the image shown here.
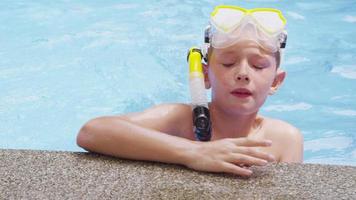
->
[0,0,355,166]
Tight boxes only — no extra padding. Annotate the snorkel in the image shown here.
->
[187,47,212,141]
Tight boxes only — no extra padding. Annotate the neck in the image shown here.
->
[209,102,262,139]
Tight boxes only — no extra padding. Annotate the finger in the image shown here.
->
[237,163,251,168]
[238,147,276,162]
[233,138,272,147]
[221,162,253,176]
[229,154,269,166]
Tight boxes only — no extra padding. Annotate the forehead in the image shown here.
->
[212,41,274,59]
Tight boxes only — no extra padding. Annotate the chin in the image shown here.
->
[224,103,259,116]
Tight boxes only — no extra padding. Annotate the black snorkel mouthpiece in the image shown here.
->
[187,47,212,141]
[193,106,212,141]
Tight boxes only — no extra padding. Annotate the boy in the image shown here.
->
[77,5,303,177]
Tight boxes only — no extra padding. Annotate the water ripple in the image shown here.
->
[263,102,313,112]
[305,136,353,152]
[343,15,356,23]
[331,64,356,79]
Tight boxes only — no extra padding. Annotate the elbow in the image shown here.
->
[77,118,102,151]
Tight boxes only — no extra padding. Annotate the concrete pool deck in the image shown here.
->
[1,149,355,199]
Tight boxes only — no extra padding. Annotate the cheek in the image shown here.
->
[208,67,232,97]
[209,70,231,90]
[255,71,276,92]
[208,67,223,86]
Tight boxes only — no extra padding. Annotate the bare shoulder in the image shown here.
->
[262,117,304,163]
[263,117,302,140]
[121,103,193,137]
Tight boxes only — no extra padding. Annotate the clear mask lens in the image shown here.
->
[211,19,279,52]
[251,11,284,33]
[211,8,244,32]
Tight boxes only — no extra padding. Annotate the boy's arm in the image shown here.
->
[77,104,193,165]
[77,104,275,176]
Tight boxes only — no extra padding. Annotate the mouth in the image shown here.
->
[231,88,252,98]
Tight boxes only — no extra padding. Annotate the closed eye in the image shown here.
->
[252,65,264,70]
[222,63,235,67]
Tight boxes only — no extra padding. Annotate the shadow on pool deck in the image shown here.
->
[1,149,355,199]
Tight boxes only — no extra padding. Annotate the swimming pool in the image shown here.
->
[0,0,355,166]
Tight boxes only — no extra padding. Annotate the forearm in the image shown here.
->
[77,117,196,166]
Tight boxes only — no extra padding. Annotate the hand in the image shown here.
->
[184,138,275,176]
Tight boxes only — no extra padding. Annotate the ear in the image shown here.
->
[203,64,211,89]
[269,69,286,95]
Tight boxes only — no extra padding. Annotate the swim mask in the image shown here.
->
[204,5,287,54]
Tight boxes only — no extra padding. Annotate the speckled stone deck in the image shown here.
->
[1,149,355,199]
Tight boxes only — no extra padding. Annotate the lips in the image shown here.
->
[231,88,252,98]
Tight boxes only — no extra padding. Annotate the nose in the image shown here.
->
[236,74,250,83]
[235,62,250,83]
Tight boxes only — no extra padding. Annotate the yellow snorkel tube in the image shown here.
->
[187,47,211,141]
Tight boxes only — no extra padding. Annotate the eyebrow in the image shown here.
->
[216,46,274,61]
[251,54,273,63]
[221,46,269,55]
[219,51,236,57]
[253,53,270,60]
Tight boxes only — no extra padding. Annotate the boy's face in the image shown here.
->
[205,41,285,115]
